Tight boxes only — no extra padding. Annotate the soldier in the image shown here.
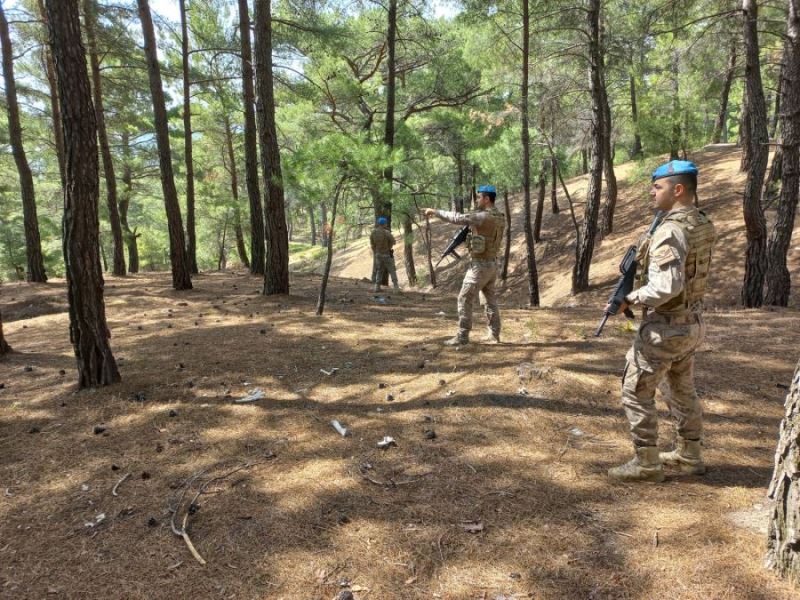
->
[370,216,399,292]
[606,160,716,483]
[424,185,506,346]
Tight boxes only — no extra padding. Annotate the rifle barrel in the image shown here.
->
[594,313,610,337]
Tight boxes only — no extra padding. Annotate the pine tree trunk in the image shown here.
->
[37,0,65,188]
[521,0,539,307]
[0,310,11,356]
[179,0,198,274]
[320,202,328,246]
[85,0,126,277]
[308,205,316,246]
[137,0,192,290]
[119,132,139,273]
[224,114,250,269]
[316,179,344,316]
[254,0,289,295]
[534,160,546,243]
[766,357,800,584]
[402,213,416,287]
[770,49,784,140]
[629,71,643,158]
[237,0,265,275]
[764,2,799,307]
[45,0,120,387]
[599,58,618,237]
[581,147,588,174]
[713,39,737,144]
[501,190,511,281]
[550,157,559,214]
[741,0,769,307]
[740,90,752,171]
[669,51,681,160]
[0,3,47,283]
[573,0,604,294]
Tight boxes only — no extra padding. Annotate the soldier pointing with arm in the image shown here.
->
[606,160,716,483]
[424,185,506,346]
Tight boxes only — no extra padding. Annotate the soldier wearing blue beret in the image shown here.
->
[423,185,506,346]
[606,160,716,482]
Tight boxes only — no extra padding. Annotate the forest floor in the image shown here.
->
[2,146,800,599]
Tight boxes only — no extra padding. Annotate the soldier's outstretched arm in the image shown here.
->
[423,207,485,227]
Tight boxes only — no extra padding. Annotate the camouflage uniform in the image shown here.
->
[433,207,506,342]
[370,226,399,291]
[621,205,716,448]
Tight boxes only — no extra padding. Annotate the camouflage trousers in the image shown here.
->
[621,311,706,447]
[372,253,398,289]
[457,259,500,339]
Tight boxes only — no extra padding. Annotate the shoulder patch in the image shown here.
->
[653,245,680,267]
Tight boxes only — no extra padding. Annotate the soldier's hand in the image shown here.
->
[423,208,436,217]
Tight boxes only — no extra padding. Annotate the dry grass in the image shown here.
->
[1,146,799,599]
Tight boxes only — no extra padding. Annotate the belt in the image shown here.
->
[649,311,699,326]
[470,258,497,264]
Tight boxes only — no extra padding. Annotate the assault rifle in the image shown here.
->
[435,225,469,268]
[595,212,664,337]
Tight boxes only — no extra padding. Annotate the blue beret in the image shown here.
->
[652,160,698,181]
[477,185,496,194]
[377,216,388,225]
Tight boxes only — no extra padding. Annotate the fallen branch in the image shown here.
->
[169,461,270,566]
[112,473,130,497]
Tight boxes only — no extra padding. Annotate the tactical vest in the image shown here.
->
[637,208,715,312]
[468,208,505,260]
[370,227,393,254]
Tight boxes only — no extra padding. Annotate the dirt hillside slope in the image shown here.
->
[329,146,799,310]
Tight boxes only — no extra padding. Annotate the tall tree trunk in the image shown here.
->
[137,0,192,290]
[84,0,126,276]
[766,357,800,584]
[629,71,643,157]
[372,0,397,226]
[218,213,228,270]
[254,0,289,295]
[0,310,11,356]
[455,157,465,213]
[237,0,265,275]
[45,0,120,387]
[713,39,738,144]
[36,0,65,188]
[501,190,511,281]
[316,178,345,316]
[320,202,328,246]
[599,59,618,237]
[741,0,769,307]
[424,216,437,288]
[402,213,416,287]
[740,89,752,170]
[581,147,588,174]
[669,51,681,160]
[119,131,139,273]
[0,3,47,283]
[573,0,604,294]
[179,0,198,274]
[521,0,539,307]
[550,157,559,213]
[308,205,316,246]
[770,49,785,140]
[224,114,250,268]
[765,2,799,307]
[534,160,547,243]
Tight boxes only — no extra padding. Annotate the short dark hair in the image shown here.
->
[667,173,697,196]
[480,192,497,203]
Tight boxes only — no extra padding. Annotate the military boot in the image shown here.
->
[481,330,500,344]
[608,446,665,483]
[660,438,706,475]
[443,334,468,347]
